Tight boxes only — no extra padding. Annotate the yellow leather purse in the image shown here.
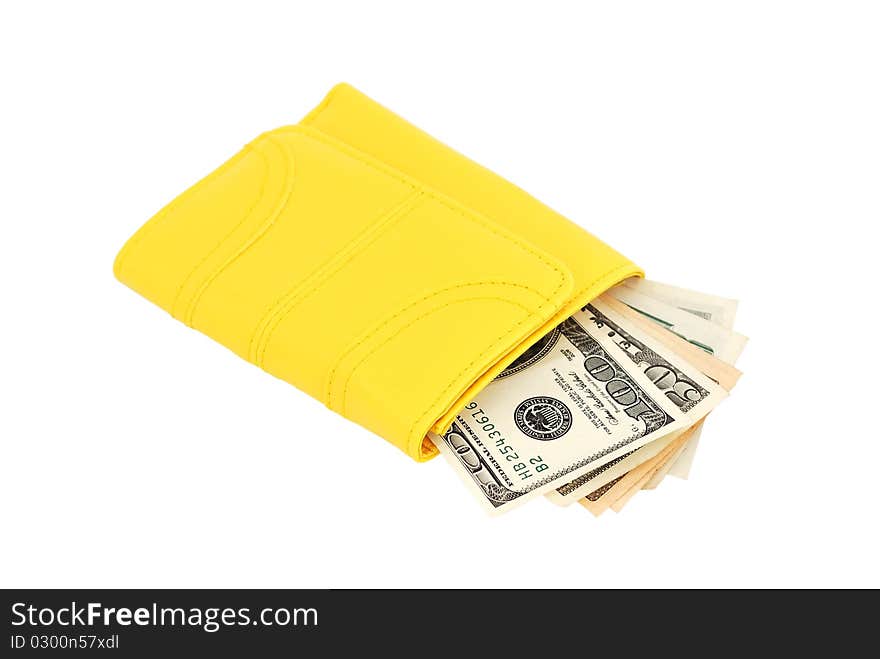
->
[114,84,642,461]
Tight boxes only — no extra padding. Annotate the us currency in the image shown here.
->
[430,311,690,514]
[598,295,741,392]
[663,293,742,480]
[621,279,738,330]
[611,283,746,482]
[576,296,741,512]
[581,421,702,516]
[545,427,682,505]
[545,296,728,506]
[612,285,747,364]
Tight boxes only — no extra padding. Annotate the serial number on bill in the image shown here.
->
[463,402,549,481]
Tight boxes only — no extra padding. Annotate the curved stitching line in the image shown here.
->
[277,125,640,457]
[325,281,552,410]
[338,296,533,417]
[405,261,641,458]
[170,148,270,321]
[271,126,581,457]
[114,146,253,278]
[185,135,296,326]
[250,189,422,365]
[333,288,544,413]
[279,126,569,292]
[403,272,563,454]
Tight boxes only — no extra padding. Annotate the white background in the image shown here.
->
[1,1,878,588]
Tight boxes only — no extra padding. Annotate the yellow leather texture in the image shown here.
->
[114,84,643,461]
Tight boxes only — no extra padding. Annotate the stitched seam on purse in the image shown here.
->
[250,190,422,366]
[566,262,642,317]
[282,126,569,292]
[275,127,580,458]
[296,114,642,456]
[327,285,543,414]
[185,135,296,326]
[170,149,270,322]
[114,145,253,280]
[405,261,640,457]
[338,297,532,416]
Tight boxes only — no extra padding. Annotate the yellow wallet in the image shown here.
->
[114,84,643,461]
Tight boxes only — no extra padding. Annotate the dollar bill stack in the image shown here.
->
[430,279,745,516]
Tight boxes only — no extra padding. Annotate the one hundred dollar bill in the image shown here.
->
[611,282,745,482]
[430,310,691,514]
[545,296,728,506]
[575,295,742,513]
[598,295,741,392]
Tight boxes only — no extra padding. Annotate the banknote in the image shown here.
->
[621,279,738,330]
[611,284,746,481]
[611,285,747,364]
[548,296,730,503]
[596,295,741,392]
[547,429,683,503]
[546,296,728,506]
[613,283,745,481]
[577,296,743,512]
[430,311,690,514]
[581,422,700,516]
[600,291,741,500]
